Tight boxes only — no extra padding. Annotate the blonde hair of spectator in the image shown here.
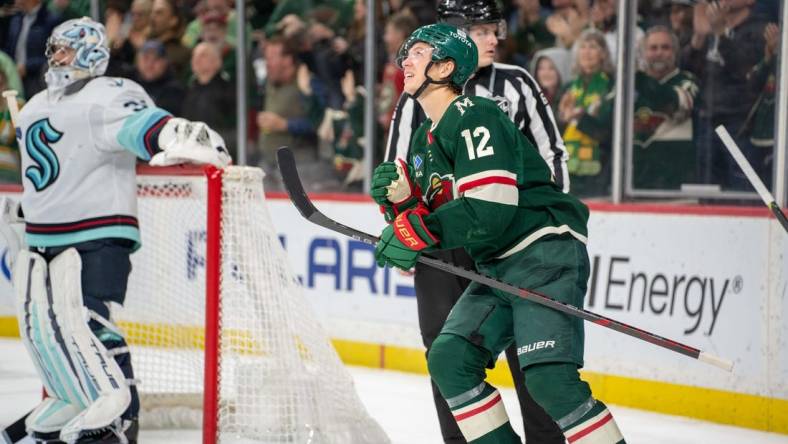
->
[639,25,680,69]
[572,28,613,75]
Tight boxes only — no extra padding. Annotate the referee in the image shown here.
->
[382,1,569,443]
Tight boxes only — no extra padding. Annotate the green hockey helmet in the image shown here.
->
[397,23,478,89]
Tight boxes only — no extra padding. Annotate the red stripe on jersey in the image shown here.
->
[26,216,139,233]
[458,176,517,195]
[567,412,614,443]
[453,393,502,422]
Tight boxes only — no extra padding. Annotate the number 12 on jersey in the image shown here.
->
[461,126,494,160]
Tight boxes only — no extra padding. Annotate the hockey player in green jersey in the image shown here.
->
[372,23,626,443]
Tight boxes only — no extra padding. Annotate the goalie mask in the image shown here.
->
[45,17,110,95]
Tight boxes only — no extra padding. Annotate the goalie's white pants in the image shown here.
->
[14,248,131,443]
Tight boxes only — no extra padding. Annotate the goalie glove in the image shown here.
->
[375,207,438,270]
[150,118,231,167]
[371,159,423,222]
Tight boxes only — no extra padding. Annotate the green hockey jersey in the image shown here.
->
[411,95,589,262]
[632,69,698,189]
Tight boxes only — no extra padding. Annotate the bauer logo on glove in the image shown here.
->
[375,208,439,270]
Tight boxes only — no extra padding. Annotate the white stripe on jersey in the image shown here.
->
[455,170,518,206]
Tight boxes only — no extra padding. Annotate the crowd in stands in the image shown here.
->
[0,0,782,197]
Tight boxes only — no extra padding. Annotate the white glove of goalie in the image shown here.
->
[150,118,232,167]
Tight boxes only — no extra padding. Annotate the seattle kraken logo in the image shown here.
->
[25,119,63,191]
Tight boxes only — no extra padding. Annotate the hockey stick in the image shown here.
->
[0,90,28,444]
[1,411,30,443]
[2,90,20,128]
[715,125,788,233]
[277,147,734,371]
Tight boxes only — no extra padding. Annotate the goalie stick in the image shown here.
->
[715,125,788,234]
[277,147,734,371]
[0,90,29,444]
[1,410,30,443]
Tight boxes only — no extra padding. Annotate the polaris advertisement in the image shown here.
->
[0,191,784,399]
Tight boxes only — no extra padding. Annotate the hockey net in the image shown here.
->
[117,166,388,443]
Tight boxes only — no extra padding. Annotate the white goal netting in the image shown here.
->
[117,166,388,443]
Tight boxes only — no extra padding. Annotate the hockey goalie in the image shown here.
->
[9,17,228,443]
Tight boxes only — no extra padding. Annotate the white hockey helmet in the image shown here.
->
[45,17,110,92]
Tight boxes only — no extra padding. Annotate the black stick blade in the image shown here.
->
[277,147,316,220]
[2,410,31,443]
[277,146,378,246]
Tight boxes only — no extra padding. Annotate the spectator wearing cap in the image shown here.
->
[199,11,236,79]
[182,42,236,159]
[149,0,190,81]
[133,40,185,114]
[182,0,250,50]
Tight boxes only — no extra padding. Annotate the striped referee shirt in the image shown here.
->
[384,62,570,193]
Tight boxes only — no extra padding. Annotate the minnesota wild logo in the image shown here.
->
[426,172,455,210]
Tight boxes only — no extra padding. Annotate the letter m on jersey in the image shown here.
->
[454,97,474,116]
[25,118,63,191]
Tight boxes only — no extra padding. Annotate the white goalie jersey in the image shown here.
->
[17,77,172,249]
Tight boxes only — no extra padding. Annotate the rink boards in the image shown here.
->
[0,189,785,434]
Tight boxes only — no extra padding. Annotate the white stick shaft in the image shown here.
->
[698,351,734,372]
[2,90,20,129]
[715,125,775,206]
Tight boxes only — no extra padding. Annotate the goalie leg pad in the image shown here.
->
[14,251,88,433]
[26,397,84,437]
[44,248,131,443]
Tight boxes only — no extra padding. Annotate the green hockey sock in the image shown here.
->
[525,362,626,443]
[427,334,520,443]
